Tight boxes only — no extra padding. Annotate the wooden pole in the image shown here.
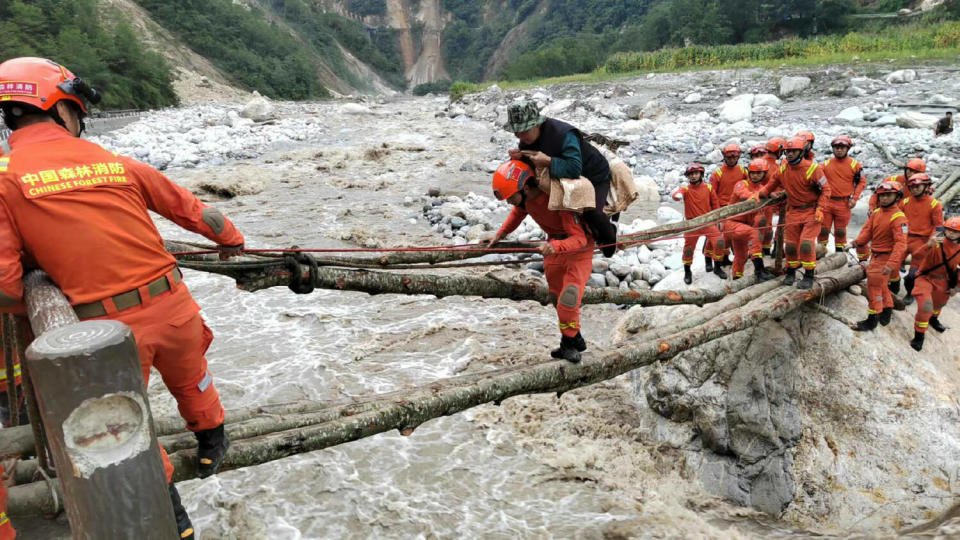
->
[25,320,178,537]
[2,315,19,426]
[774,204,787,274]
[15,315,51,475]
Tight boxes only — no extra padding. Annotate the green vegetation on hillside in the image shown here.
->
[604,20,960,73]
[0,0,178,109]
[349,0,387,16]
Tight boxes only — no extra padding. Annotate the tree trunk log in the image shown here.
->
[932,168,960,200]
[866,138,903,168]
[9,262,866,512]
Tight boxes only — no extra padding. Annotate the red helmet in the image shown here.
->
[796,130,815,144]
[907,173,932,186]
[945,216,960,233]
[784,136,806,151]
[765,137,786,153]
[721,143,742,156]
[492,160,534,200]
[0,57,97,114]
[748,145,766,157]
[831,135,853,147]
[747,158,769,172]
[875,181,903,197]
[905,157,927,173]
[685,163,705,176]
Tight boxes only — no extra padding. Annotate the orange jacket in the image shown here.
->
[822,156,865,199]
[497,192,590,253]
[709,163,748,206]
[761,159,831,208]
[730,180,764,225]
[854,206,907,269]
[671,181,719,219]
[762,155,781,188]
[917,238,960,279]
[901,195,943,238]
[0,123,244,307]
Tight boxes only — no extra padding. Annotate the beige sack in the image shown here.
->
[534,166,596,213]
[605,158,640,215]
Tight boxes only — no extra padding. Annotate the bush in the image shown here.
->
[449,81,482,102]
[413,79,453,95]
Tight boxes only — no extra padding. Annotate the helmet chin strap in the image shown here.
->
[788,154,803,166]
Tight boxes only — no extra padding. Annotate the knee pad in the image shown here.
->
[559,285,580,308]
[799,241,814,255]
[785,244,797,257]
[922,299,934,313]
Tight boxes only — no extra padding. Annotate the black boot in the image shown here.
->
[878,307,892,326]
[196,424,230,479]
[783,267,797,286]
[752,258,774,282]
[888,279,901,294]
[854,314,878,331]
[683,264,693,285]
[835,246,844,253]
[929,316,947,333]
[910,331,925,352]
[571,331,587,352]
[713,262,727,280]
[762,247,772,257]
[550,335,581,363]
[704,256,713,272]
[169,483,195,540]
[721,254,732,267]
[903,272,916,305]
[797,268,815,290]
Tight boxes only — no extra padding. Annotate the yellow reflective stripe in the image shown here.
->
[851,159,859,170]
[934,310,941,316]
[0,512,8,528]
[890,211,905,222]
[0,364,21,381]
[707,184,713,191]
[903,198,911,205]
[558,321,580,330]
[0,157,7,172]
[780,163,787,174]
[932,198,940,208]
[868,309,878,315]
[802,262,816,268]
[824,158,831,167]
[805,163,818,179]
[740,166,747,174]
[716,169,723,178]
[180,528,195,539]
[917,321,929,327]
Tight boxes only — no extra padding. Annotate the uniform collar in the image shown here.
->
[7,122,74,150]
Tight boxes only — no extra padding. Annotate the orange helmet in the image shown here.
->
[685,163,705,176]
[831,135,853,147]
[784,136,806,151]
[721,143,742,156]
[944,216,960,233]
[0,57,99,115]
[905,158,927,173]
[492,160,534,200]
[748,145,766,157]
[796,130,815,144]
[747,158,769,172]
[907,173,932,186]
[875,181,903,197]
[765,137,786,153]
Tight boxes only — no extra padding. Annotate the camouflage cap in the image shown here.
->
[504,101,545,133]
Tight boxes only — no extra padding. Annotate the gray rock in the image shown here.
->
[449,217,467,228]
[610,263,633,279]
[897,111,938,129]
[605,271,621,287]
[619,281,631,292]
[592,259,610,273]
[884,69,917,84]
[778,76,811,98]
[587,273,606,288]
[239,97,275,121]
[834,106,864,125]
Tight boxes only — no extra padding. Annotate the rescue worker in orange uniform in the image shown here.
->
[0,57,246,539]
[760,137,787,255]
[909,216,960,351]
[849,182,908,331]
[724,159,775,281]
[900,173,944,305]
[868,158,926,214]
[796,130,816,161]
[709,143,747,265]
[757,136,831,289]
[673,163,727,284]
[487,160,593,362]
[818,136,866,253]
[0,464,13,540]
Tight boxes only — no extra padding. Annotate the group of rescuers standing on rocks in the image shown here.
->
[0,56,954,538]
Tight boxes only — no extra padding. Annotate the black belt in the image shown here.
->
[74,267,182,319]
[548,234,569,240]
[789,203,815,210]
[908,233,929,238]
[829,196,849,201]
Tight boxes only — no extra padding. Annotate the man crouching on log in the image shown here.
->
[487,160,592,362]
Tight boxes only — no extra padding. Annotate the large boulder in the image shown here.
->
[752,94,782,108]
[718,94,754,124]
[633,174,661,202]
[884,69,917,84]
[896,111,938,129]
[778,76,811,98]
[656,205,683,225]
[239,96,275,122]
[834,106,864,125]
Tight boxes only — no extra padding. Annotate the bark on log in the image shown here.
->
[619,194,785,245]
[940,173,960,207]
[866,138,903,168]
[9,263,867,511]
[932,169,960,200]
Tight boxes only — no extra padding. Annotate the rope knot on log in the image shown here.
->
[284,252,319,294]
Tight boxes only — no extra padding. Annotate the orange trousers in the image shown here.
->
[544,247,593,338]
[866,253,895,314]
[685,226,724,265]
[818,198,852,249]
[0,466,14,540]
[724,221,762,278]
[83,277,225,482]
[913,275,949,333]
[784,207,820,270]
